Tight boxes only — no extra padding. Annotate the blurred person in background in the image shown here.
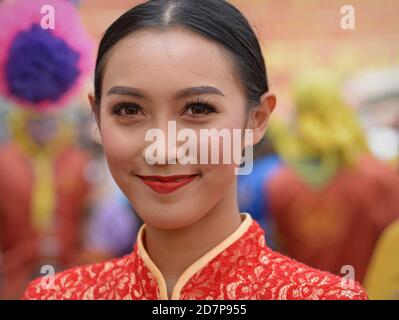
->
[0,0,94,298]
[0,109,93,299]
[266,71,399,287]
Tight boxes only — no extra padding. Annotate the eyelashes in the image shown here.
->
[183,97,217,117]
[111,102,143,117]
[110,98,217,118]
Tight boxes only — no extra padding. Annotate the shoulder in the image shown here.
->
[259,248,368,300]
[22,253,135,300]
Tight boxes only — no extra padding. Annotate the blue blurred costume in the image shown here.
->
[237,154,281,248]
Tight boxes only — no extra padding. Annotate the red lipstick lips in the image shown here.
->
[137,174,199,194]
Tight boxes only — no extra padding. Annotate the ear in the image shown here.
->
[88,92,101,129]
[246,92,276,146]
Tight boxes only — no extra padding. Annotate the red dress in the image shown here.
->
[22,214,367,300]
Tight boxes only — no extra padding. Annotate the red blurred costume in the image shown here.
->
[23,214,367,300]
[267,155,399,284]
[0,141,91,298]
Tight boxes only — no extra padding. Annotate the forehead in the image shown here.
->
[101,27,245,98]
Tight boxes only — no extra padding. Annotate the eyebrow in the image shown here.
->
[106,85,225,99]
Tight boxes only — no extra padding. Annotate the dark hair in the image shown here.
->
[93,0,269,108]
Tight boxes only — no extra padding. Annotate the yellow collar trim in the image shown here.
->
[137,213,253,300]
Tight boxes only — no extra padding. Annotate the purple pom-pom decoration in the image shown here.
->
[0,0,94,112]
[6,24,80,105]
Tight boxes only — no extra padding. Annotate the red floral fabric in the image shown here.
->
[22,220,367,300]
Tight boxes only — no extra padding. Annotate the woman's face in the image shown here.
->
[94,27,255,229]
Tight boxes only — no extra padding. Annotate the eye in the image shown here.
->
[111,102,144,117]
[183,99,217,117]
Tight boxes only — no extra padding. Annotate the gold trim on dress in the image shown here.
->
[136,213,253,300]
[137,226,169,299]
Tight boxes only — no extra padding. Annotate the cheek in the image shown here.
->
[200,163,236,192]
[196,123,241,193]
[101,127,127,165]
[195,117,246,167]
[99,121,142,173]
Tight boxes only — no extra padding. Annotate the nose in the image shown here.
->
[143,120,179,166]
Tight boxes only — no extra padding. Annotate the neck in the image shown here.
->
[144,180,242,298]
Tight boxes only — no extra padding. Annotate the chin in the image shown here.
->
[135,205,207,230]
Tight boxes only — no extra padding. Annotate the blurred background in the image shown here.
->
[0,0,398,300]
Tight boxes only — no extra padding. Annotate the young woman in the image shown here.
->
[23,0,367,300]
